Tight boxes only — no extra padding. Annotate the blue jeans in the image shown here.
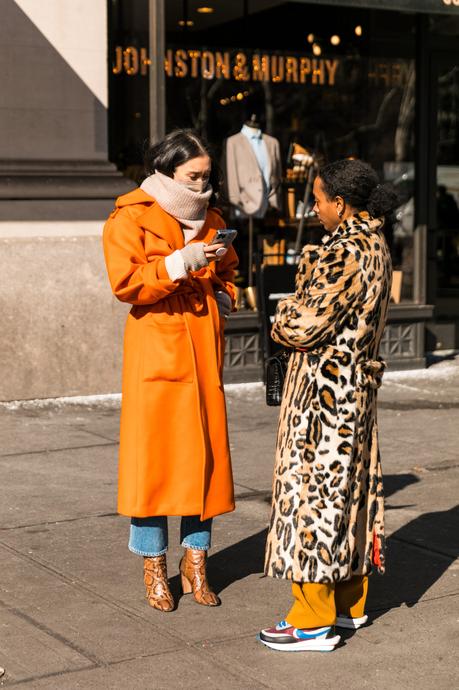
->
[129,515,212,557]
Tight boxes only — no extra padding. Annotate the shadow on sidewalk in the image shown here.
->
[170,477,457,621]
[208,528,268,595]
[383,472,420,501]
[203,474,422,596]
[168,528,268,601]
[426,351,458,367]
[368,504,459,620]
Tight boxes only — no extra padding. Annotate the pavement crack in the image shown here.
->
[0,540,192,648]
[0,441,117,459]
[424,462,459,472]
[0,512,119,532]
[379,400,459,410]
[192,639,272,689]
[3,643,270,689]
[73,426,119,443]
[385,503,417,511]
[0,598,103,667]
[1,665,99,688]
[235,489,272,502]
[234,481,260,493]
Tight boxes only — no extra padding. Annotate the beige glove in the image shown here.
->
[180,243,209,272]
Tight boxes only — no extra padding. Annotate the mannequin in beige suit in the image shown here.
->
[225,124,282,218]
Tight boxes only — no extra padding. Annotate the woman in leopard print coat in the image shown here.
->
[259,159,397,652]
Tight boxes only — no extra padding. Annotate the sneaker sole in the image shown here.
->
[259,625,329,643]
[335,616,368,630]
[257,634,340,652]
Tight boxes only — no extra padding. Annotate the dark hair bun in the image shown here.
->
[367,183,399,217]
[319,159,399,217]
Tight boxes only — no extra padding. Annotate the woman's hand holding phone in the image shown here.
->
[204,229,238,261]
[204,242,227,261]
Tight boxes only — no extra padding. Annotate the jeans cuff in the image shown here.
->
[128,545,168,557]
[181,541,209,551]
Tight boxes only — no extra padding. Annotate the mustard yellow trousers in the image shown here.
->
[286,575,368,629]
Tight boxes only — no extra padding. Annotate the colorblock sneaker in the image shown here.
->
[335,614,368,629]
[258,620,340,652]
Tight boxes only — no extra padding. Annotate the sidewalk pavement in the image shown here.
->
[1,357,458,689]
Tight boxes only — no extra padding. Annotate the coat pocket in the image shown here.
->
[142,322,194,383]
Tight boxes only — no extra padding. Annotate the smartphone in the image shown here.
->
[209,228,238,247]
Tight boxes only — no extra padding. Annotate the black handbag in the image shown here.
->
[265,349,291,406]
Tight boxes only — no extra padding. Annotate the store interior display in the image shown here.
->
[224,114,282,307]
[286,142,315,184]
[109,0,424,308]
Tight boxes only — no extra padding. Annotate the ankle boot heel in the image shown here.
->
[179,549,221,607]
[180,572,193,594]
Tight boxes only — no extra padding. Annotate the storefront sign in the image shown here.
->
[112,46,151,76]
[112,47,411,89]
[367,59,412,87]
[112,46,339,86]
[164,49,339,85]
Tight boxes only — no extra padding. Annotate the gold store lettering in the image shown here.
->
[367,59,410,87]
[174,49,188,78]
[270,55,285,82]
[202,50,215,79]
[115,46,340,86]
[216,51,231,79]
[187,50,201,77]
[234,52,250,81]
[252,54,270,81]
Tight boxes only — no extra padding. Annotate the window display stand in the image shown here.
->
[244,215,257,310]
[248,215,255,288]
[243,160,318,312]
[294,163,317,255]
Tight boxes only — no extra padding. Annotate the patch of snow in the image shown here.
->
[1,393,121,411]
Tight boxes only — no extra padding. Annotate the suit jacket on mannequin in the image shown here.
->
[225,131,282,217]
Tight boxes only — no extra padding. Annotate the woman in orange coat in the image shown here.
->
[103,130,238,612]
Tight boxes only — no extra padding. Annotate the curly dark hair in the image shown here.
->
[144,129,221,206]
[319,159,399,218]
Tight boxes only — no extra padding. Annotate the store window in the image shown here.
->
[109,0,418,303]
[430,15,459,295]
[108,0,150,180]
[435,56,459,292]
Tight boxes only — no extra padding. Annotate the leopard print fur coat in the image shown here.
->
[264,212,392,583]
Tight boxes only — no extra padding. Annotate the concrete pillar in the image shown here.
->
[149,0,166,144]
[0,0,134,401]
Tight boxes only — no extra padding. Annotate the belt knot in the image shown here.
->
[355,358,386,389]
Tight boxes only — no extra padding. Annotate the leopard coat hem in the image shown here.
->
[264,213,391,584]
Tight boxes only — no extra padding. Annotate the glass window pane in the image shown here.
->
[435,58,459,292]
[164,1,417,300]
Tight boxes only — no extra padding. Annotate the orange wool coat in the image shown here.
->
[103,188,238,520]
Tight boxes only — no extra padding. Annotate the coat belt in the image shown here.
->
[355,358,386,389]
[174,279,207,314]
[296,347,386,390]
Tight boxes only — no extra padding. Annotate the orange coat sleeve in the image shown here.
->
[103,207,182,306]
